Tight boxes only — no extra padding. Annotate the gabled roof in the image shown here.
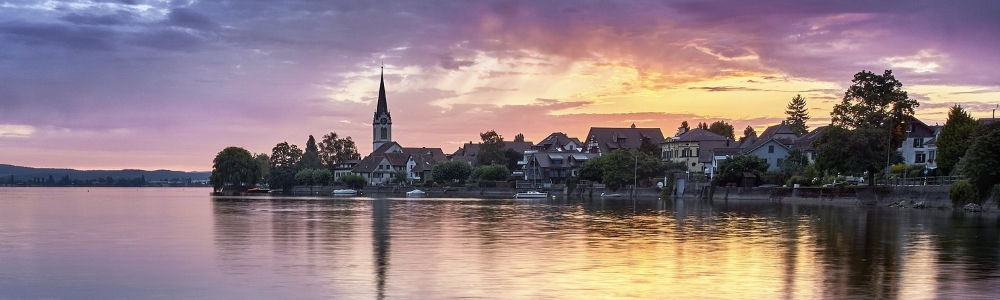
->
[905,117,936,138]
[743,123,797,153]
[402,147,447,163]
[372,142,403,154]
[351,155,388,173]
[534,132,582,152]
[793,126,827,152]
[584,127,665,154]
[671,128,729,143]
[384,153,409,166]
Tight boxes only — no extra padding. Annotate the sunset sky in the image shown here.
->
[2,0,1000,171]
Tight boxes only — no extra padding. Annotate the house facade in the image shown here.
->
[523,152,599,185]
[662,128,734,173]
[740,122,799,171]
[897,117,938,167]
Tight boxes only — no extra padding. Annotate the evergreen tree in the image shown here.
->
[299,135,323,170]
[937,105,980,175]
[785,94,810,136]
[680,121,691,132]
[698,122,708,130]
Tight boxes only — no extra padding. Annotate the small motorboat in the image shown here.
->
[332,189,358,195]
[600,192,622,198]
[514,191,548,198]
[405,189,426,197]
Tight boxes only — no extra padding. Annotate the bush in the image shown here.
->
[950,180,979,206]
[762,171,788,186]
[786,175,812,187]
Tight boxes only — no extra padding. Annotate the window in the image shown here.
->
[553,159,563,165]
[915,152,926,164]
[913,137,924,148]
[929,150,937,163]
[768,145,774,153]
[380,127,387,139]
[695,148,699,157]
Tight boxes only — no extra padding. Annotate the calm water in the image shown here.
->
[1,187,999,299]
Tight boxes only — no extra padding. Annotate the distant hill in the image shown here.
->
[0,164,211,181]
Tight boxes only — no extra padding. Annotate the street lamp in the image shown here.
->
[902,125,912,186]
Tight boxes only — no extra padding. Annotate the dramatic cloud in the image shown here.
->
[2,0,999,170]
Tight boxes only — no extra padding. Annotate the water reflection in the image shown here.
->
[209,196,1000,299]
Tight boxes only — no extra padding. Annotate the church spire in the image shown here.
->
[376,66,388,116]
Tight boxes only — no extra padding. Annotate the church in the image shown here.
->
[350,69,448,185]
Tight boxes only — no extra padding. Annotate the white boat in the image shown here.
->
[514,191,548,198]
[332,189,358,195]
[600,193,622,198]
[405,189,426,197]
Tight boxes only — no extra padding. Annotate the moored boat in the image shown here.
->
[514,191,548,198]
[332,189,358,195]
[405,189,426,197]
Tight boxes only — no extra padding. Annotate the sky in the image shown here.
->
[2,0,1000,171]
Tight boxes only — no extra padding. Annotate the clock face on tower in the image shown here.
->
[380,118,387,125]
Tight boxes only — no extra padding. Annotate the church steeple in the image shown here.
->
[376,67,389,116]
[372,66,393,152]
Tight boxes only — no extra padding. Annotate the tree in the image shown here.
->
[476,130,507,167]
[319,132,360,171]
[210,146,262,192]
[503,148,521,172]
[680,121,691,133]
[814,126,894,185]
[299,135,323,170]
[578,155,607,182]
[715,154,769,187]
[743,125,756,138]
[831,70,919,149]
[312,169,332,185]
[471,164,510,181]
[957,123,1000,201]
[432,161,473,184]
[638,136,661,156]
[339,174,366,189]
[698,122,708,130]
[937,105,980,175]
[707,121,735,140]
[583,150,665,191]
[778,148,809,178]
[785,94,810,136]
[295,169,316,185]
[254,153,270,184]
[269,142,303,193]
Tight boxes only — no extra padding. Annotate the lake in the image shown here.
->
[1,187,998,299]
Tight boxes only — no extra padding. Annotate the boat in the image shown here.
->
[514,191,548,198]
[405,189,426,197]
[332,189,358,195]
[600,192,622,198]
[246,188,270,194]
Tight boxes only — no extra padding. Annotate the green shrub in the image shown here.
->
[949,180,979,206]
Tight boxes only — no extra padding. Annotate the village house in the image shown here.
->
[662,128,734,173]
[523,151,599,185]
[740,122,799,171]
[897,117,938,167]
[792,126,826,164]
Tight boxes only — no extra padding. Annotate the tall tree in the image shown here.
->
[254,153,270,184]
[432,161,473,184]
[679,121,691,134]
[698,122,709,130]
[831,70,920,148]
[269,142,303,193]
[299,135,323,170]
[476,130,507,167]
[937,105,980,175]
[210,147,262,192]
[785,94,810,136]
[707,121,735,140]
[957,123,1000,201]
[743,125,756,138]
[319,132,361,171]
